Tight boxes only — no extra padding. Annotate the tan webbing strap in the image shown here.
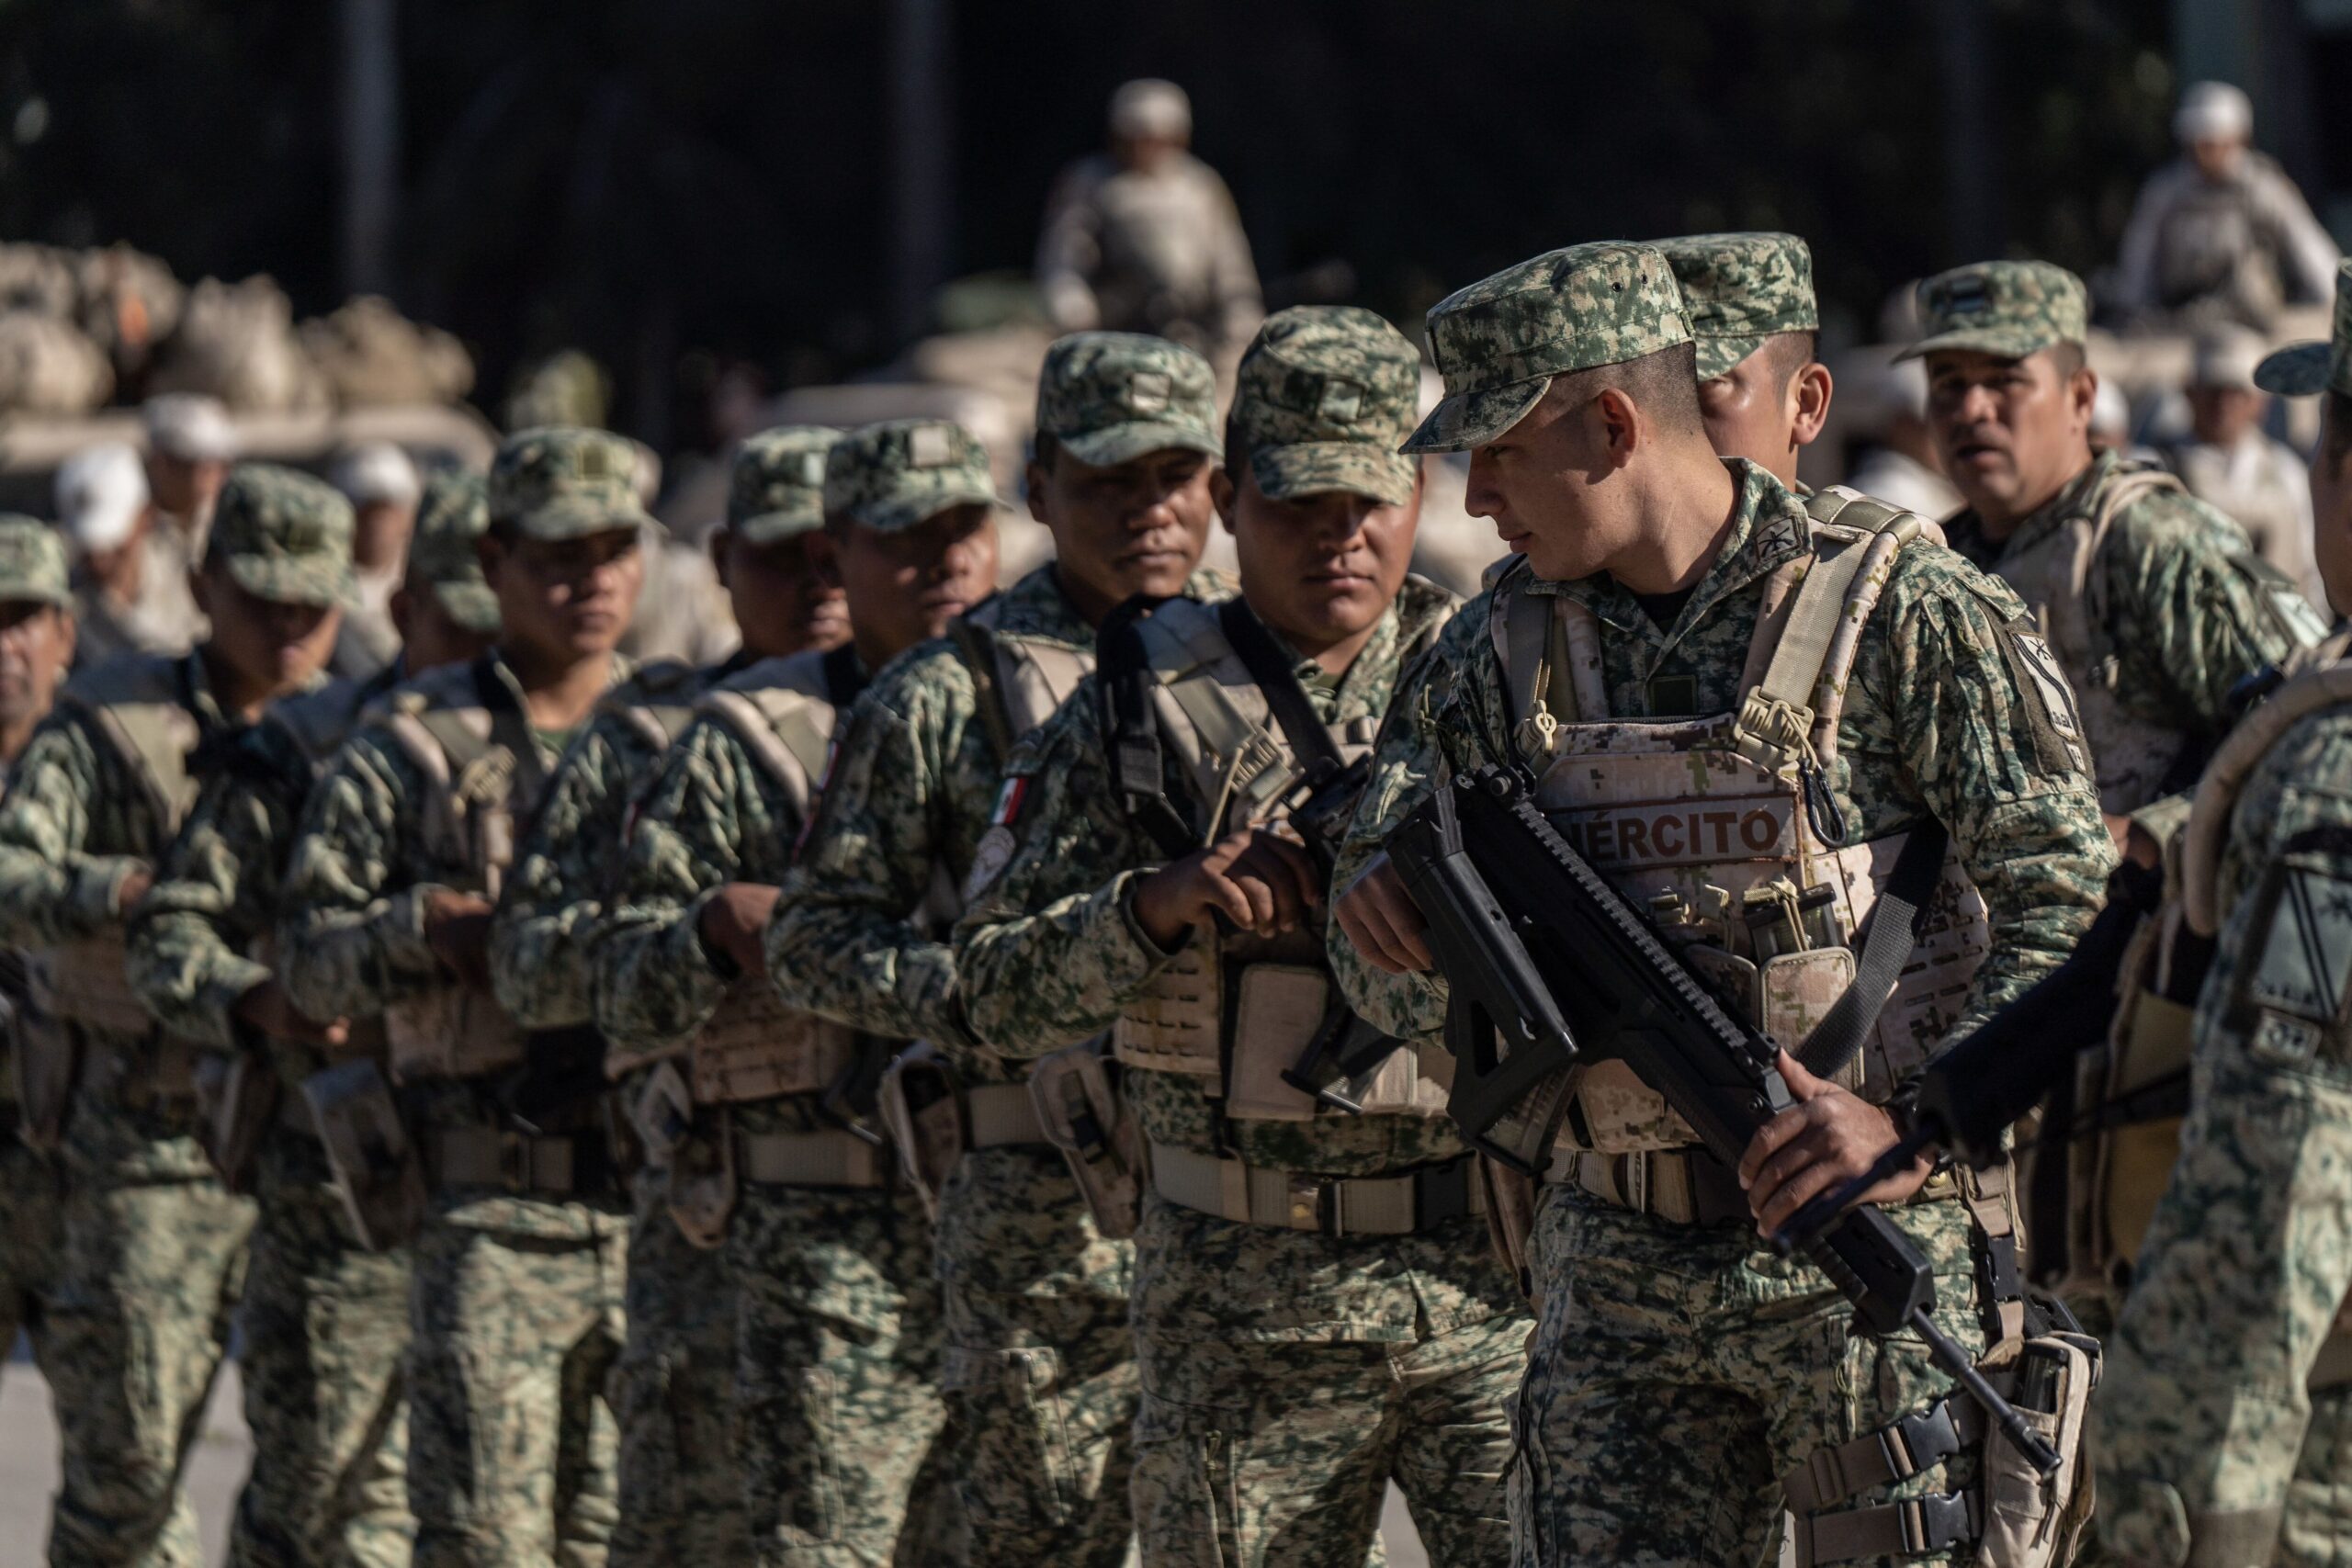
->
[1784,1393,1989,1514]
[1007,640,1091,728]
[2182,657,2352,936]
[737,1127,888,1188]
[381,708,472,873]
[948,617,1015,763]
[85,696,199,840]
[697,688,831,823]
[1962,1162,2029,1345]
[1148,1140,1484,1235]
[966,1081,1047,1147]
[1792,1490,1981,1565]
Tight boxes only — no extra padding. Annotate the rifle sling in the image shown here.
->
[1097,594,1197,861]
[1793,822,1949,1078]
[1216,597,1346,782]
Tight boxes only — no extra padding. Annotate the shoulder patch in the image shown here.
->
[963,823,1018,905]
[1998,615,2091,777]
[2241,856,2352,1033]
[2227,552,2335,650]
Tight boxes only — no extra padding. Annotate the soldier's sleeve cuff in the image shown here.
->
[2098,1474,2290,1568]
[682,889,740,982]
[1114,869,1189,967]
[74,857,145,928]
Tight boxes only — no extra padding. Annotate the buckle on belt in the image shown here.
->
[1899,1492,1976,1554]
[1288,1173,1333,1235]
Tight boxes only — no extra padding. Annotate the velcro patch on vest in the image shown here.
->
[1550,795,1797,870]
[2000,615,2091,776]
[2244,859,2352,1031]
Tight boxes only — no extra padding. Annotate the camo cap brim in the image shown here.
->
[729,426,839,542]
[2254,258,2352,397]
[1896,260,2088,365]
[1059,418,1223,469]
[1403,242,1690,455]
[225,553,357,611]
[1251,444,1419,508]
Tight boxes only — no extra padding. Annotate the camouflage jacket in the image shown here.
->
[0,649,281,1179]
[277,648,631,1236]
[768,562,1225,1082]
[1943,449,2315,765]
[2094,698,2352,1565]
[489,655,749,1031]
[128,667,398,1059]
[1331,459,2116,1054]
[957,578,1460,1176]
[592,650,870,1140]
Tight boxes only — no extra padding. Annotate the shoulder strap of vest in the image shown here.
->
[820,643,868,712]
[64,654,201,840]
[696,682,833,822]
[2181,633,2352,937]
[1217,598,1344,783]
[948,615,1016,766]
[1096,593,1196,860]
[595,657,703,757]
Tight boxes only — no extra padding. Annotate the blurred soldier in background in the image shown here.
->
[61,442,206,666]
[1037,80,1264,368]
[125,471,498,1568]
[142,392,236,548]
[1841,353,1965,519]
[278,428,647,1567]
[1657,231,1833,489]
[329,442,424,678]
[0,517,74,1417]
[2161,323,2326,611]
[0,465,351,1568]
[2113,81,2341,330]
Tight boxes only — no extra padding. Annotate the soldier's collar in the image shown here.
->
[1527,460,1808,628]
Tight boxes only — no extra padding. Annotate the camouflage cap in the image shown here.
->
[488,425,656,540]
[0,515,70,609]
[729,426,841,542]
[1231,307,1420,505]
[407,470,500,635]
[1035,333,1222,468]
[825,419,1002,533]
[205,464,356,609]
[2254,258,2352,398]
[1897,261,2088,363]
[1654,232,1819,380]
[1405,242,1691,455]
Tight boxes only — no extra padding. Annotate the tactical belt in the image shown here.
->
[738,1127,888,1190]
[1792,1489,1982,1564]
[1150,1142,1483,1236]
[967,1082,1047,1148]
[1785,1391,1988,1517]
[429,1125,614,1196]
[1554,1147,1960,1228]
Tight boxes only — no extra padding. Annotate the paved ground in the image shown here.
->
[0,1354,1427,1566]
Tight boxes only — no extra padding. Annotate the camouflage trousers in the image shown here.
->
[727,1169,957,1568]
[2267,1380,2352,1568]
[45,1154,254,1568]
[935,1146,1138,1568]
[609,1161,749,1568]
[405,1203,628,1568]
[1511,1186,1993,1568]
[225,1134,413,1568]
[0,1119,62,1381]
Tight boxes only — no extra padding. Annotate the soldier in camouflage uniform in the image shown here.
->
[489,426,850,1568]
[594,417,1002,1568]
[1655,231,1834,488]
[278,427,649,1568]
[2090,262,2352,1568]
[1328,243,2116,1566]
[0,465,354,1567]
[769,334,1228,1568]
[1912,260,2324,836]
[122,470,500,1568]
[955,306,1521,1567]
[0,517,75,1403]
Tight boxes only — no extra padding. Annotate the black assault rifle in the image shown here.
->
[1385,765,2060,1472]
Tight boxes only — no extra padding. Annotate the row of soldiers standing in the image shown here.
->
[0,224,2340,1568]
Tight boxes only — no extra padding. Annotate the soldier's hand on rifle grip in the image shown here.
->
[1134,827,1321,949]
[1740,1051,1933,1238]
[113,863,154,914]
[1333,851,1434,976]
[233,976,350,1047]
[697,881,782,977]
[422,888,496,989]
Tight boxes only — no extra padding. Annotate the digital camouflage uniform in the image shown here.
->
[123,470,496,1568]
[769,344,1226,1568]
[0,516,74,1402]
[1652,231,1819,382]
[957,307,1524,1568]
[278,429,648,1568]
[1910,261,2324,819]
[598,420,989,1568]
[2092,261,2352,1568]
[492,427,838,1568]
[0,466,357,1568]
[1329,244,2117,1568]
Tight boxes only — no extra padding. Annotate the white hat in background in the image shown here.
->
[2189,324,2269,391]
[2174,81,2254,147]
[56,443,150,554]
[142,392,236,464]
[2092,378,2133,443]
[1110,79,1191,142]
[331,441,423,506]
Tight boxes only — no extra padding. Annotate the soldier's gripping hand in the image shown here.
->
[1134,827,1322,949]
[1334,852,1433,975]
[422,888,497,990]
[233,977,351,1048]
[1739,1051,1934,1237]
[114,864,154,914]
[696,882,782,977]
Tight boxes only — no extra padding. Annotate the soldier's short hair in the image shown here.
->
[1546,340,1704,438]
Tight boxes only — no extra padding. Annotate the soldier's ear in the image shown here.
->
[1211,465,1238,533]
